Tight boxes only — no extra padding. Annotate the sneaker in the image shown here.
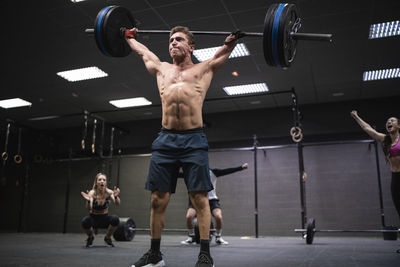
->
[104,237,115,247]
[86,236,94,248]
[131,249,165,267]
[195,252,214,267]
[215,236,229,245]
[181,235,195,245]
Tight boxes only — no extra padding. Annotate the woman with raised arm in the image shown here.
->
[80,173,121,247]
[351,110,400,253]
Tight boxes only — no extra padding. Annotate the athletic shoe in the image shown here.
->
[131,249,165,267]
[86,236,94,248]
[104,237,115,247]
[215,236,229,245]
[194,252,214,267]
[181,235,195,245]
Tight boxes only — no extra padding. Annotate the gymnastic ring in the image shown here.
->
[290,126,302,138]
[292,132,303,143]
[14,154,22,164]
[2,152,8,161]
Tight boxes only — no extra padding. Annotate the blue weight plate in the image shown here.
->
[94,6,114,56]
[263,3,279,67]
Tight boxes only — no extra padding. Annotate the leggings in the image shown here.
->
[391,172,400,220]
[81,214,120,229]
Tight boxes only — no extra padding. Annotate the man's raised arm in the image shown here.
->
[208,34,238,73]
[125,28,162,76]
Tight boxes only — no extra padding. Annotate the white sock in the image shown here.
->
[188,228,195,236]
[215,229,222,237]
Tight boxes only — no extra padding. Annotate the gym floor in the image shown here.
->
[0,233,399,267]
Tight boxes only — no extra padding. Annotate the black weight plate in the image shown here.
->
[113,217,136,241]
[286,5,299,66]
[113,223,126,241]
[278,4,298,68]
[101,6,136,57]
[306,218,315,244]
[263,3,279,66]
[123,222,135,241]
[277,4,290,68]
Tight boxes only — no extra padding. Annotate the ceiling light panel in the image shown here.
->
[363,68,400,81]
[57,66,108,82]
[109,97,152,108]
[369,20,400,39]
[0,98,32,109]
[223,83,268,96]
[193,43,250,62]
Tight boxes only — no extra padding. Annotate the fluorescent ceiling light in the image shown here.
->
[57,66,108,82]
[369,20,400,39]
[28,115,60,121]
[0,98,31,109]
[223,83,268,96]
[193,43,250,62]
[109,97,152,108]
[363,68,400,81]
[71,0,86,3]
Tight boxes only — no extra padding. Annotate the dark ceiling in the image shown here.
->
[1,0,400,130]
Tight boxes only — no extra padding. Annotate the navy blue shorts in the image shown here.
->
[145,128,213,194]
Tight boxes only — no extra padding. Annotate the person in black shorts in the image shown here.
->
[80,173,121,247]
[125,25,238,267]
[181,163,248,245]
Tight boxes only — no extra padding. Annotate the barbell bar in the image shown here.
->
[295,229,400,233]
[85,3,333,68]
[294,218,399,244]
[113,217,216,243]
[84,28,332,41]
[134,227,216,232]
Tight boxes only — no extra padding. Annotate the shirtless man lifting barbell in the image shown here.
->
[124,26,238,267]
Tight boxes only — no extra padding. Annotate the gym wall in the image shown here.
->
[1,141,397,237]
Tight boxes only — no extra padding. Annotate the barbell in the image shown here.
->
[85,3,333,68]
[113,217,215,243]
[294,218,399,244]
[113,217,136,241]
